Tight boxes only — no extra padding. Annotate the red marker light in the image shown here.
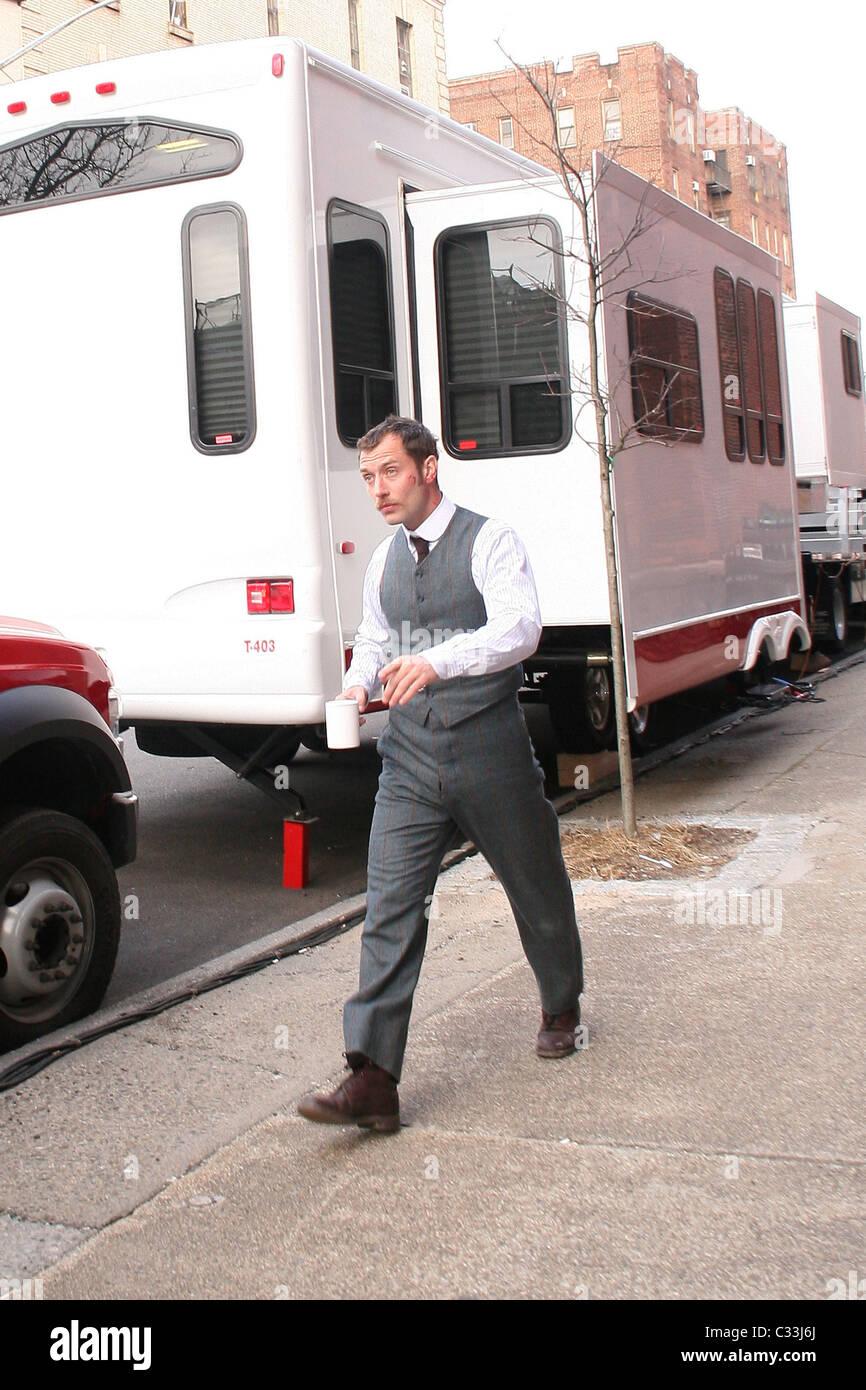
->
[338,541,355,554]
[95,82,116,95]
[246,580,269,614]
[214,433,233,445]
[272,54,284,77]
[269,580,294,613]
[7,101,27,115]
[246,579,294,614]
[458,440,478,451]
[50,91,71,104]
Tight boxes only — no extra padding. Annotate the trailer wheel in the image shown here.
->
[548,666,615,752]
[0,809,120,1050]
[814,581,848,653]
[628,703,658,753]
[300,726,329,754]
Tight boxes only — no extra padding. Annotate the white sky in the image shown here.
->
[444,0,866,324]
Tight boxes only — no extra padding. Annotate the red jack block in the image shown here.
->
[283,818,310,888]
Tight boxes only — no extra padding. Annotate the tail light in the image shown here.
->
[247,579,294,614]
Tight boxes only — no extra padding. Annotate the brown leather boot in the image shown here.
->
[297,1054,400,1133]
[536,1008,581,1059]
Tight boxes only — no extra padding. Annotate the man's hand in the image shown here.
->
[339,685,369,725]
[378,656,438,707]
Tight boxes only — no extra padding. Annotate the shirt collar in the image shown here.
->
[402,494,455,547]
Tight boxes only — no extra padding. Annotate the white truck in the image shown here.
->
[0,36,808,781]
[783,294,866,651]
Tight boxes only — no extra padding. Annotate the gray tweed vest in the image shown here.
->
[379,505,523,729]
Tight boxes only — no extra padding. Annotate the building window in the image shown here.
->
[396,18,412,97]
[714,211,731,229]
[463,121,477,132]
[436,219,571,457]
[328,201,396,445]
[556,105,576,149]
[672,169,679,199]
[773,228,779,255]
[842,332,863,397]
[182,204,256,454]
[693,182,701,210]
[627,292,704,441]
[750,214,759,244]
[348,0,360,69]
[668,99,675,138]
[782,233,790,267]
[267,2,280,38]
[602,99,621,142]
[169,1,188,29]
[499,116,514,149]
[765,224,771,252]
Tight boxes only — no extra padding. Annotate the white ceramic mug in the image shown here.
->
[324,697,360,749]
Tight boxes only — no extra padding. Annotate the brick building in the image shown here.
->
[0,0,449,113]
[449,42,794,297]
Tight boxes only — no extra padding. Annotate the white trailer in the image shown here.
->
[783,294,866,649]
[0,37,808,782]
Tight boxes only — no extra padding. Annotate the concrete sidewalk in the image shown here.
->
[1,664,865,1300]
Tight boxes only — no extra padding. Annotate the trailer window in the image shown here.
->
[0,120,240,215]
[713,268,745,461]
[842,331,863,397]
[328,202,397,446]
[436,219,570,457]
[757,289,785,463]
[626,292,704,441]
[182,204,256,454]
[736,280,766,462]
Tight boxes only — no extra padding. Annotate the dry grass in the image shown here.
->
[560,821,755,881]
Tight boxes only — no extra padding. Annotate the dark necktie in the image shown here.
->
[410,534,429,562]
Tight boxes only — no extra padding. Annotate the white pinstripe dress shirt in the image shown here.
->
[343,494,542,697]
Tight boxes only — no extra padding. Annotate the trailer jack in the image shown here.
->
[178,724,317,888]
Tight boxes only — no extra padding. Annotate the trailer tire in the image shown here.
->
[0,808,121,1050]
[300,726,329,754]
[815,581,848,653]
[548,666,615,752]
[628,702,658,753]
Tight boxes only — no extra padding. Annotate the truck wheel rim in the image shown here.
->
[0,860,95,1022]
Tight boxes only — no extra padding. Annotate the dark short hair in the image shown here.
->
[357,415,439,471]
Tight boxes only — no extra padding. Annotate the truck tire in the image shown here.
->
[548,666,615,752]
[0,809,120,1050]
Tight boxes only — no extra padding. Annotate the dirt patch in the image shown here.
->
[560,822,756,881]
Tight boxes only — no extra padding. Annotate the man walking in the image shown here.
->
[298,416,583,1133]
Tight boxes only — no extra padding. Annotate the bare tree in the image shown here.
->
[495,55,705,838]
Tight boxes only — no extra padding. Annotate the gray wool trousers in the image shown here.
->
[343,695,584,1080]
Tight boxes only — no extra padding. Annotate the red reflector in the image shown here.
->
[272,53,284,77]
[50,91,71,104]
[7,101,27,115]
[345,647,353,670]
[246,581,269,614]
[270,580,294,613]
[214,433,233,445]
[338,541,355,554]
[458,440,478,451]
[95,81,116,95]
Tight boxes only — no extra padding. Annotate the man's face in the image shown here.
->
[358,432,439,532]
